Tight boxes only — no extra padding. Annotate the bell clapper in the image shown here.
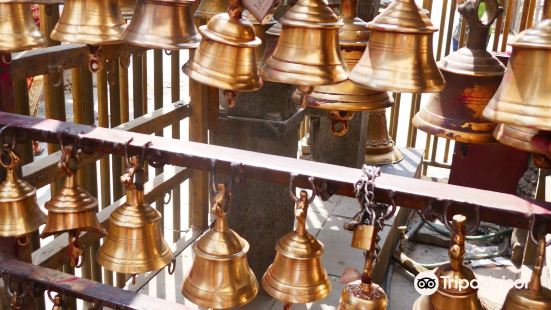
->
[223,90,238,108]
[297,86,314,108]
[68,230,83,268]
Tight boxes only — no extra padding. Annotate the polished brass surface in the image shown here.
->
[0,149,46,237]
[413,0,504,143]
[123,0,200,50]
[261,0,347,105]
[263,191,331,304]
[194,0,228,23]
[351,224,375,250]
[182,184,258,309]
[260,21,281,67]
[97,161,173,274]
[0,3,46,53]
[503,236,551,309]
[51,0,126,45]
[244,10,275,65]
[350,0,444,93]
[365,110,403,165]
[483,19,551,131]
[429,214,483,310]
[337,282,388,310]
[183,7,263,94]
[493,123,540,153]
[119,0,136,18]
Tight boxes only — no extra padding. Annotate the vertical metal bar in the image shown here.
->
[97,59,113,286]
[444,0,457,56]
[108,59,123,201]
[132,53,144,118]
[142,51,148,114]
[12,79,33,164]
[544,0,551,19]
[443,138,452,163]
[120,58,130,124]
[154,49,164,212]
[493,8,504,51]
[501,0,515,52]
[407,94,421,148]
[422,134,431,175]
[436,0,449,60]
[171,51,181,241]
[520,0,534,31]
[526,0,537,29]
[189,50,210,230]
[389,93,401,142]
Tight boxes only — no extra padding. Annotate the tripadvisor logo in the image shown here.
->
[414,271,439,296]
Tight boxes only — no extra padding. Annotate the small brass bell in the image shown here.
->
[122,0,200,50]
[350,0,445,93]
[97,157,173,274]
[40,146,107,267]
[263,191,331,306]
[0,3,46,53]
[182,183,258,309]
[365,110,403,165]
[261,0,347,107]
[483,17,551,131]
[51,0,126,45]
[414,0,504,143]
[119,0,136,18]
[414,214,483,310]
[502,235,551,309]
[183,0,263,107]
[0,147,46,239]
[193,0,228,25]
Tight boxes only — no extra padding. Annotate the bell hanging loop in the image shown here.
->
[47,291,64,310]
[88,46,102,73]
[329,111,355,137]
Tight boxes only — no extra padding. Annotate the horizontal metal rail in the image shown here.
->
[0,112,550,232]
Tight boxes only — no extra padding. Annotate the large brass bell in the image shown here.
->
[302,0,393,136]
[263,190,331,307]
[413,0,504,143]
[413,214,483,310]
[0,147,46,240]
[182,183,258,309]
[122,0,200,50]
[183,0,262,107]
[97,157,174,275]
[350,0,444,93]
[193,0,228,25]
[502,234,551,309]
[365,110,403,165]
[0,3,46,54]
[40,145,107,267]
[51,0,126,45]
[261,0,347,107]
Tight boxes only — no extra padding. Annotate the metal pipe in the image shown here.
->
[132,53,144,118]
[171,51,182,241]
[501,0,515,52]
[154,50,164,224]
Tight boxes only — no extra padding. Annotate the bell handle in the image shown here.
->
[459,0,500,50]
[441,201,480,235]
[449,214,467,272]
[228,0,244,19]
[340,0,359,19]
[527,236,546,292]
[288,175,316,204]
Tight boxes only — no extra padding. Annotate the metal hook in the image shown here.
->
[164,50,173,56]
[16,235,29,247]
[47,64,64,88]
[288,175,316,203]
[209,159,217,195]
[383,191,397,221]
[0,125,17,151]
[529,214,551,246]
[441,202,480,234]
[164,191,172,205]
[1,53,12,65]
[167,258,176,275]
[123,138,135,167]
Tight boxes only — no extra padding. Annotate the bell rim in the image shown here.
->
[483,102,551,132]
[261,270,331,304]
[338,283,388,310]
[96,242,174,274]
[183,61,263,92]
[123,33,201,50]
[261,63,348,87]
[50,24,126,45]
[365,147,404,165]
[349,74,445,94]
[40,223,107,239]
[493,124,541,153]
[413,112,498,144]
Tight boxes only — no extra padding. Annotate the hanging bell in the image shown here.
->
[483,16,551,131]
[263,191,331,306]
[261,0,347,107]
[0,148,46,238]
[502,235,551,309]
[260,21,281,67]
[413,214,483,310]
[300,0,392,136]
[350,0,444,93]
[40,147,107,266]
[413,0,504,143]
[494,123,540,154]
[122,0,200,50]
[119,0,136,18]
[244,10,275,66]
[182,183,258,309]
[51,0,126,45]
[193,0,228,25]
[97,158,173,274]
[365,110,403,165]
[0,3,46,53]
[183,0,263,107]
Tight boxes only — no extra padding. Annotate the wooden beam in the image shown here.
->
[32,167,193,269]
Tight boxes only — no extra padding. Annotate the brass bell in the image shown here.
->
[263,191,331,306]
[0,147,46,239]
[301,0,393,136]
[483,17,551,131]
[261,0,347,107]
[414,214,483,310]
[193,0,228,25]
[494,123,539,154]
[119,0,136,18]
[502,235,551,309]
[350,0,444,93]
[0,3,46,53]
[365,110,403,165]
[97,158,173,274]
[413,0,504,143]
[183,0,263,107]
[40,146,107,267]
[182,183,258,309]
[244,10,275,66]
[123,0,200,50]
[260,21,281,67]
[51,0,126,45]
